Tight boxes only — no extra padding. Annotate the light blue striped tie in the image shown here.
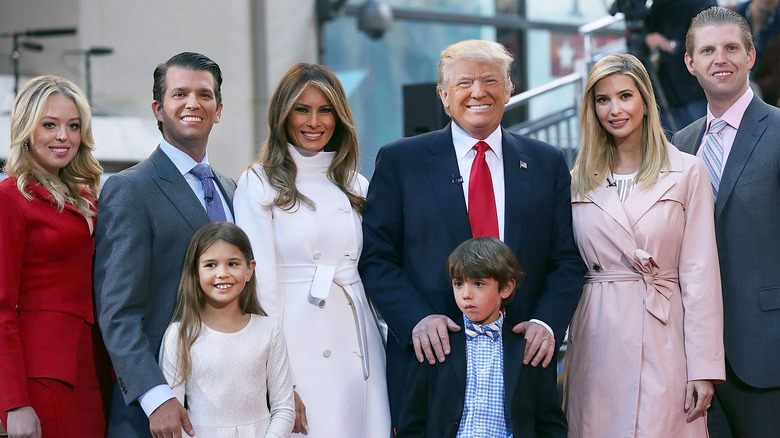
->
[701,118,727,199]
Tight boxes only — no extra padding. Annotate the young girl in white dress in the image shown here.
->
[159,222,295,438]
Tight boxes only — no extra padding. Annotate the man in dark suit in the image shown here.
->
[359,39,585,426]
[673,7,780,437]
[94,52,237,438]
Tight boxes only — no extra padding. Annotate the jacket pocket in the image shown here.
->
[758,286,780,311]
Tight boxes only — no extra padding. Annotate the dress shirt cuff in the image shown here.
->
[138,384,176,417]
[529,318,554,338]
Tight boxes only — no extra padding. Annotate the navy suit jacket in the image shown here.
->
[396,319,567,438]
[673,96,780,388]
[94,146,236,437]
[359,124,585,420]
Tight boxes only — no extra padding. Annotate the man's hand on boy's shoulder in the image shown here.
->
[513,321,555,368]
[412,314,462,365]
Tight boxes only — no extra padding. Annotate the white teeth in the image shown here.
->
[182,116,202,122]
[714,72,731,77]
[50,147,68,152]
[469,104,490,110]
[215,284,231,290]
[302,132,323,139]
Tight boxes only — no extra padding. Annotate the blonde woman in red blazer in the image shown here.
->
[0,76,109,438]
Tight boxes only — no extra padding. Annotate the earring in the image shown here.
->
[643,108,647,116]
[23,140,29,151]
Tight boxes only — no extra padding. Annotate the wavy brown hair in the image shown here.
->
[169,222,264,387]
[253,63,364,213]
[5,75,102,217]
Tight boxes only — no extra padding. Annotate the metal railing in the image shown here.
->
[504,73,583,168]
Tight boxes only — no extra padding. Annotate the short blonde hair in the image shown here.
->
[437,39,515,96]
[5,75,102,216]
[571,53,669,198]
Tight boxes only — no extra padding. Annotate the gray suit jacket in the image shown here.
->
[672,96,780,389]
[94,146,236,436]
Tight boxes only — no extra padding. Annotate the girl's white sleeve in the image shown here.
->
[158,323,186,405]
[264,321,296,437]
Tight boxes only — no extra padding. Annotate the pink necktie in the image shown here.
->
[468,141,499,238]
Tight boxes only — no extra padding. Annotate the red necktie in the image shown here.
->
[468,141,499,238]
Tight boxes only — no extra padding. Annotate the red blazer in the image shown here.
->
[0,177,97,413]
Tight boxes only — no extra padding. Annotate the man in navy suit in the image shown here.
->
[94,52,236,438]
[359,39,585,426]
[673,7,780,437]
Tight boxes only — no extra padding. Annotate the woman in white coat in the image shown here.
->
[234,63,391,437]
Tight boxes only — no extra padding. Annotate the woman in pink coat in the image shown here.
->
[564,53,725,437]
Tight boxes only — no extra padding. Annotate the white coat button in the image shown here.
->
[348,251,357,260]
[313,251,322,260]
[323,349,331,358]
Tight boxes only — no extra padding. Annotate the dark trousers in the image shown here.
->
[708,358,780,437]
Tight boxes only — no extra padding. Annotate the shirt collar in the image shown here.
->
[463,312,504,341]
[451,123,504,162]
[159,138,211,176]
[706,87,753,132]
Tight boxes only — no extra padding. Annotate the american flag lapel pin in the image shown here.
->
[519,160,528,169]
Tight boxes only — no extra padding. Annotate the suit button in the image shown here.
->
[592,263,601,272]
[348,251,357,261]
[313,251,322,260]
[323,349,331,358]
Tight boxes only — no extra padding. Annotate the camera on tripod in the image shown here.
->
[609,0,650,59]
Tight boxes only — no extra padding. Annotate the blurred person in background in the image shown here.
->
[736,0,780,105]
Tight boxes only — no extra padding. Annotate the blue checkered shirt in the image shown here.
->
[456,313,512,438]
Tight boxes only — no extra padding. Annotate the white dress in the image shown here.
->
[234,144,391,437]
[159,314,295,438]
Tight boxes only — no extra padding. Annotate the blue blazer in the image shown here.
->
[359,124,585,420]
[94,146,236,437]
[673,96,780,388]
[396,319,567,438]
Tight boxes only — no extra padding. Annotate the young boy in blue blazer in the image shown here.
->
[396,237,567,437]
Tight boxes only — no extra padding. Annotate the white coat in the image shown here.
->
[234,144,391,438]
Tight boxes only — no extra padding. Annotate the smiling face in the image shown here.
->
[593,74,646,148]
[439,59,511,140]
[152,66,223,160]
[453,276,515,325]
[286,84,336,153]
[198,240,256,312]
[685,23,755,114]
[29,93,82,177]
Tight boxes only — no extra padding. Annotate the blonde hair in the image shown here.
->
[253,63,364,214]
[437,39,515,112]
[571,53,669,198]
[4,75,102,217]
[170,222,264,387]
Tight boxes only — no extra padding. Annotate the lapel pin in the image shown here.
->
[519,160,528,169]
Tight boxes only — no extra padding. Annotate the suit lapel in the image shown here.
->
[214,173,235,215]
[622,145,682,227]
[502,130,530,254]
[423,125,472,241]
[716,97,768,220]
[149,147,210,230]
[450,329,467,397]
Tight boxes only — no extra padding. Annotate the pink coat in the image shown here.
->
[564,145,725,437]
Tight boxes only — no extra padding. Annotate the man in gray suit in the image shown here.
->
[673,7,780,437]
[94,52,237,438]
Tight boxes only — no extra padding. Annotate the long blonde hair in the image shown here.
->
[253,63,364,214]
[571,53,669,198]
[169,222,264,387]
[4,75,102,217]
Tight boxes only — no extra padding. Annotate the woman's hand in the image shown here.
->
[6,406,41,438]
[292,390,309,435]
[685,379,715,421]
